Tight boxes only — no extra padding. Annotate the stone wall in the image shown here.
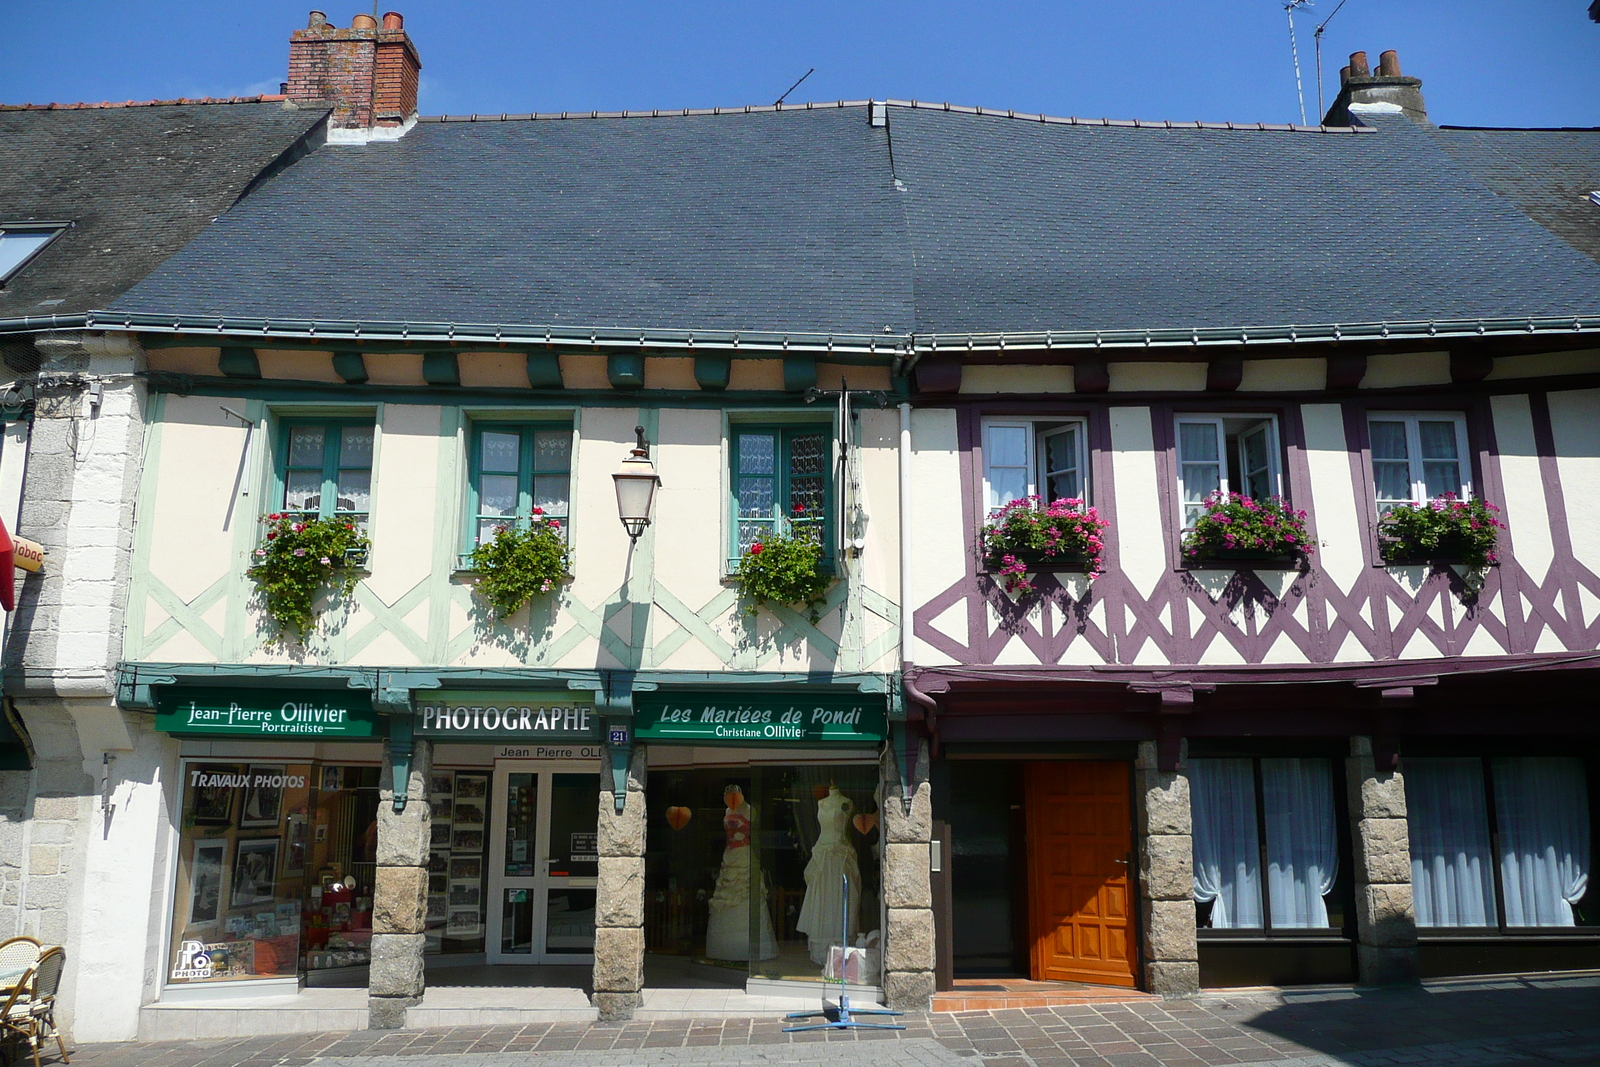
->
[592,745,647,1021]
[879,737,934,1010]
[1347,736,1418,984]
[1134,740,1198,996]
[369,738,433,1029]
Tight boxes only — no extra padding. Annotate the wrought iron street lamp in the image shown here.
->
[612,425,661,542]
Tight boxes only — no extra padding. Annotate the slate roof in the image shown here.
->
[103,103,1600,347]
[1428,126,1600,265]
[0,99,329,329]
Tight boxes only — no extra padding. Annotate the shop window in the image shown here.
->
[1406,756,1595,931]
[465,422,573,550]
[981,418,1090,516]
[1175,415,1281,528]
[730,426,831,563]
[1367,414,1471,513]
[1190,758,1343,932]
[168,762,381,987]
[644,764,881,986]
[426,770,490,953]
[278,419,374,523]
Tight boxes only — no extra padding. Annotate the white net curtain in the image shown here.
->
[1190,758,1339,929]
[1407,756,1591,928]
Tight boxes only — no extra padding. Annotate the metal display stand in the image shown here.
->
[784,874,905,1032]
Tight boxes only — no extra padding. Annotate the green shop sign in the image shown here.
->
[415,691,600,742]
[154,688,380,738]
[633,691,887,745]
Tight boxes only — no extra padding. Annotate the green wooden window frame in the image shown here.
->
[275,418,375,521]
[464,422,574,553]
[729,425,832,566]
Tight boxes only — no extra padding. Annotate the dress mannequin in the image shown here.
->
[796,785,861,964]
[704,788,778,961]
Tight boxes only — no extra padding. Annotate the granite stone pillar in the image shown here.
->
[880,737,934,1011]
[1348,736,1419,985]
[368,738,432,1029]
[1135,740,1199,996]
[592,744,647,1021]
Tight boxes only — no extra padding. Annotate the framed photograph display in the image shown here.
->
[230,838,280,908]
[429,774,454,796]
[321,766,344,793]
[284,815,309,876]
[187,839,228,926]
[454,774,487,799]
[448,908,480,937]
[190,764,240,825]
[240,766,286,828]
[452,829,484,852]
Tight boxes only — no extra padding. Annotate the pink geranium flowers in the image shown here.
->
[981,496,1110,597]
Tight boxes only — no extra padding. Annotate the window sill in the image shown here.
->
[981,551,1093,573]
[1197,931,1353,943]
[1178,553,1306,572]
[1416,930,1600,941]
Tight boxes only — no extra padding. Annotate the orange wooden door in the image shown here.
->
[1024,761,1137,986]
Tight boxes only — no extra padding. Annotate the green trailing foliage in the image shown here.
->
[468,512,570,618]
[1379,494,1503,594]
[735,526,832,623]
[1182,492,1314,564]
[247,513,370,640]
[980,494,1109,596]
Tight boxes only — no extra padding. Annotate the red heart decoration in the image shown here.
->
[852,813,878,836]
[812,785,832,801]
[665,806,692,831]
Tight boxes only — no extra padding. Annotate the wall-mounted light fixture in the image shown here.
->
[612,425,661,542]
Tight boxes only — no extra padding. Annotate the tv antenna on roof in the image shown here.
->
[774,68,815,106]
[1313,0,1351,121]
[1284,1,1312,125]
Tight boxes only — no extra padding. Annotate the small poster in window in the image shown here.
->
[189,764,241,825]
[454,775,487,799]
[453,802,485,829]
[452,829,483,852]
[429,774,454,797]
[450,857,481,880]
[432,797,454,822]
[187,839,228,926]
[449,884,480,907]
[447,909,480,936]
[430,822,451,847]
[240,766,286,828]
[320,766,344,792]
[285,815,309,875]
[230,838,280,908]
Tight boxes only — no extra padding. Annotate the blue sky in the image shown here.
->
[2,1,1596,128]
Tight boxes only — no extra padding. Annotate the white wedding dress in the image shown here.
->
[795,786,861,964]
[704,799,778,961]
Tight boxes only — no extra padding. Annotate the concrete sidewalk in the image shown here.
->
[58,972,1600,1067]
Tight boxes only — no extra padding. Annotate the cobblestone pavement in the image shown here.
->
[56,973,1600,1067]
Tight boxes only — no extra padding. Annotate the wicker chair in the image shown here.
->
[0,941,39,997]
[0,947,67,1067]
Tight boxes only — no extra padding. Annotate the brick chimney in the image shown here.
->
[286,10,421,133]
[1321,49,1427,126]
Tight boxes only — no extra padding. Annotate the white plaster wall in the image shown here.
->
[1489,394,1555,586]
[1547,388,1600,581]
[651,407,729,670]
[1361,352,1451,389]
[909,409,963,666]
[1108,407,1165,601]
[141,395,248,604]
[1299,404,1368,594]
[1107,362,1207,392]
[1239,358,1324,392]
[1486,350,1600,381]
[363,404,442,604]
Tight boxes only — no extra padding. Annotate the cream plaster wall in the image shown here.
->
[1490,394,1555,586]
[1546,388,1600,579]
[363,405,443,603]
[147,347,220,376]
[726,360,785,391]
[255,349,342,382]
[363,353,428,386]
[909,409,963,666]
[643,358,699,391]
[816,364,891,391]
[959,365,1074,394]
[140,394,250,603]
[1108,406,1166,600]
[1486,349,1600,381]
[458,351,531,389]
[1107,362,1207,392]
[855,408,901,598]
[1239,358,1324,392]
[1361,351,1451,389]
[1299,403,1368,594]
[559,355,611,390]
[652,407,729,664]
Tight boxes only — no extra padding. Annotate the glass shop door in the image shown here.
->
[485,762,600,964]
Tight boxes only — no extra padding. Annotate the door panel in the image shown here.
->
[486,762,599,964]
[1026,761,1137,986]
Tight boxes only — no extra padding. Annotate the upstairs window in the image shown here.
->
[1175,416,1281,527]
[731,426,830,560]
[1367,414,1470,513]
[0,224,66,286]
[467,423,573,546]
[280,419,374,523]
[981,419,1089,516]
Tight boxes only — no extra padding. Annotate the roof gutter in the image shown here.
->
[77,310,1600,364]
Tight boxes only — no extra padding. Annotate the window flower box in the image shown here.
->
[467,511,570,618]
[981,496,1109,598]
[248,513,372,640]
[1378,495,1503,594]
[1182,493,1312,570]
[734,513,834,623]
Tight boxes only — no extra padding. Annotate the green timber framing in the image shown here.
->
[116,663,904,811]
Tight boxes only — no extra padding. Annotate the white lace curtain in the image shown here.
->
[1191,759,1261,928]
[1262,758,1339,929]
[1407,757,1497,927]
[1191,758,1338,929]
[1493,757,1590,927]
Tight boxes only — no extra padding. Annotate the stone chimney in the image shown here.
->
[1321,49,1427,126]
[286,10,421,133]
